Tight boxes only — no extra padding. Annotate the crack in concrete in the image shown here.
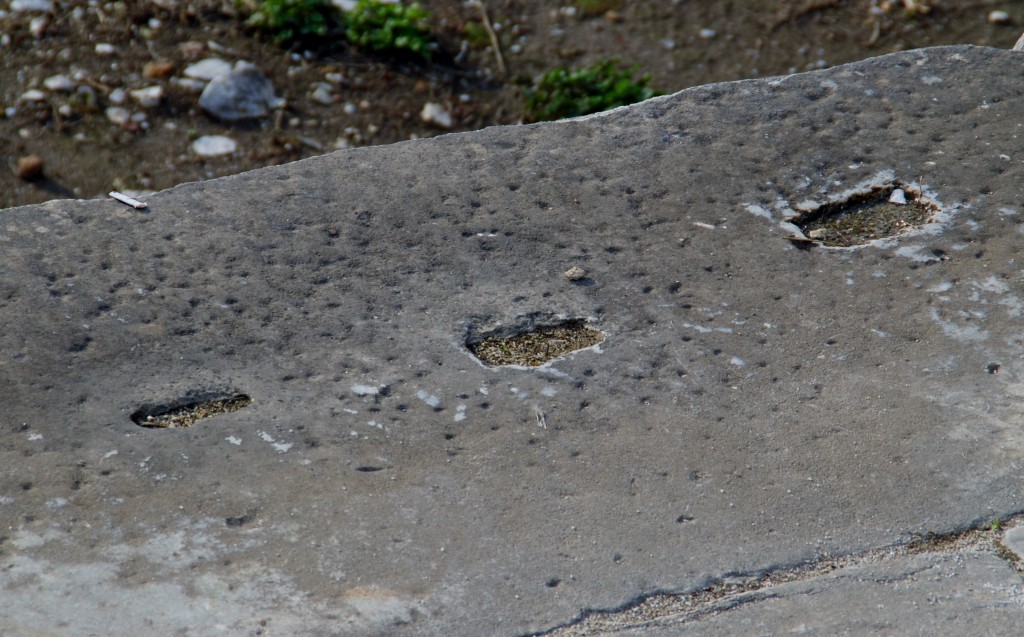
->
[532,513,1024,637]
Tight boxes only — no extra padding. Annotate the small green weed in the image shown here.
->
[523,60,661,122]
[991,518,1003,533]
[345,0,435,60]
[462,21,490,48]
[246,0,339,46]
[575,0,621,17]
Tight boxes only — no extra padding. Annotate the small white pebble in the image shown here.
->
[564,266,586,281]
[29,16,47,38]
[888,188,907,205]
[20,89,46,102]
[421,102,452,128]
[95,42,116,56]
[130,85,163,108]
[43,74,75,92]
[698,28,716,39]
[191,134,237,157]
[108,87,127,105]
[311,83,334,105]
[105,106,130,125]
[988,10,1011,24]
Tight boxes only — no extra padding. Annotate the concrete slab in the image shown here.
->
[3,45,1024,635]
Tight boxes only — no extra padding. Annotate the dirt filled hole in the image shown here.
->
[468,319,605,367]
[132,393,251,428]
[793,183,938,247]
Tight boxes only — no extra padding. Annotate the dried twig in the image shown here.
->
[467,0,507,78]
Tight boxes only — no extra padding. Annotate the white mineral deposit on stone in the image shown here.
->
[191,135,237,157]
[454,405,467,422]
[681,322,733,334]
[184,57,232,81]
[225,437,241,445]
[420,102,453,128]
[416,389,441,407]
[351,384,379,396]
[889,188,907,204]
[131,86,163,108]
[743,203,773,220]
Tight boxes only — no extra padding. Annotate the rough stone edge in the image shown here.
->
[533,512,1024,636]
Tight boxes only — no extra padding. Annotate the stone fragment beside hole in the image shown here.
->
[132,393,251,428]
[467,319,605,367]
[792,182,938,247]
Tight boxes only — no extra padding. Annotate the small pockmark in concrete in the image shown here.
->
[132,393,252,428]
[468,320,604,367]
[794,182,938,247]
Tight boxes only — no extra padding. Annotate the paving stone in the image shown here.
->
[2,45,1024,636]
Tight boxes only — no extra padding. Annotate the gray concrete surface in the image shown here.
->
[558,546,1024,636]
[2,45,1024,635]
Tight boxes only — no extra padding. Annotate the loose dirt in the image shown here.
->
[2,0,1021,210]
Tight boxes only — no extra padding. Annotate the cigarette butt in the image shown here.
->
[109,191,148,209]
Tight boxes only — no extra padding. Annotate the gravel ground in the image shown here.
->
[2,0,1022,210]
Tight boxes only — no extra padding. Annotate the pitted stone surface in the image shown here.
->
[2,46,1024,635]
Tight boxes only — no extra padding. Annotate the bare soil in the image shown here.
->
[2,0,1021,210]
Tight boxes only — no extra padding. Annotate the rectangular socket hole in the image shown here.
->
[793,182,938,247]
[132,393,252,428]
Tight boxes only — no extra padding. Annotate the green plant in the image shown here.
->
[992,518,1003,533]
[523,60,661,122]
[246,0,339,46]
[575,0,620,17]
[345,0,435,60]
